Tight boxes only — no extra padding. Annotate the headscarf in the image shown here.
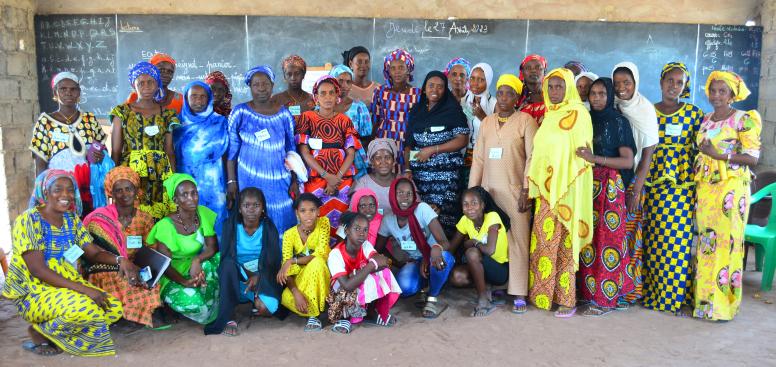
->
[408,71,468,138]
[588,77,637,185]
[563,60,588,75]
[149,52,176,66]
[163,173,197,201]
[349,188,383,245]
[658,62,691,99]
[205,71,233,116]
[443,57,472,78]
[104,166,141,199]
[612,62,659,166]
[29,169,83,215]
[518,54,548,81]
[181,80,215,123]
[464,63,495,111]
[342,46,370,65]
[128,61,165,103]
[496,73,524,95]
[574,72,599,85]
[51,72,79,90]
[527,67,593,270]
[311,75,341,103]
[329,64,355,79]
[388,177,431,263]
[244,65,275,86]
[281,55,307,73]
[367,138,397,161]
[382,49,415,88]
[705,70,751,102]
[86,167,142,258]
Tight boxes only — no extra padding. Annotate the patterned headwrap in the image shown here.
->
[367,138,397,161]
[382,48,415,88]
[329,64,355,79]
[705,70,751,102]
[563,60,588,74]
[205,71,232,116]
[244,65,275,86]
[312,75,341,103]
[443,57,472,77]
[163,173,197,201]
[519,54,548,81]
[128,61,165,103]
[496,73,524,95]
[51,71,79,90]
[281,55,307,73]
[661,62,692,99]
[29,169,83,215]
[104,166,141,199]
[149,52,176,66]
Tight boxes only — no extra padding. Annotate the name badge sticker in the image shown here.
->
[309,138,323,150]
[400,240,417,251]
[665,123,683,137]
[430,126,445,133]
[255,128,271,142]
[127,235,143,249]
[144,125,160,136]
[489,147,503,159]
[289,105,301,116]
[63,245,84,264]
[242,259,259,273]
[51,131,70,143]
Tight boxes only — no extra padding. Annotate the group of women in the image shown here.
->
[1,44,761,357]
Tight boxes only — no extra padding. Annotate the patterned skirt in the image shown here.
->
[326,268,402,323]
[304,176,353,241]
[161,255,220,325]
[528,198,576,310]
[622,180,646,303]
[89,271,162,327]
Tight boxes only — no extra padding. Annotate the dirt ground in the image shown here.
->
[1,266,775,367]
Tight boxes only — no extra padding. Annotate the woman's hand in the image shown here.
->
[430,246,445,271]
[89,149,105,164]
[415,147,434,162]
[189,258,203,280]
[276,260,292,286]
[575,146,595,164]
[626,189,641,214]
[471,97,487,120]
[517,189,531,213]
[226,181,238,209]
[373,254,390,270]
[82,287,111,310]
[292,288,308,314]
[700,139,724,160]
[324,175,341,196]
[246,274,259,293]
[117,258,141,286]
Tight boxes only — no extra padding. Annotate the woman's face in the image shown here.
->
[335,73,353,98]
[316,82,338,110]
[156,61,175,88]
[346,216,369,247]
[388,60,408,85]
[522,60,544,84]
[461,192,484,221]
[448,65,468,93]
[660,68,686,101]
[395,181,414,211]
[45,177,75,214]
[250,73,273,103]
[547,76,566,104]
[425,76,445,105]
[707,80,735,109]
[296,200,320,229]
[496,85,519,113]
[349,53,370,79]
[370,149,395,176]
[588,82,608,111]
[134,74,158,100]
[576,76,593,102]
[357,195,377,220]
[240,195,265,224]
[187,85,209,113]
[210,81,227,106]
[469,68,487,95]
[613,70,636,101]
[174,181,199,212]
[111,179,137,208]
[54,79,81,107]
[283,64,305,90]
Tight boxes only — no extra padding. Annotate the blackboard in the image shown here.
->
[35,15,764,119]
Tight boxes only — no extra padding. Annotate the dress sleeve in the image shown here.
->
[522,114,538,188]
[362,241,377,258]
[355,102,372,137]
[85,113,107,143]
[109,104,128,125]
[327,248,346,280]
[146,218,178,253]
[29,115,52,162]
[739,110,762,158]
[468,117,487,187]
[483,212,505,232]
[227,106,242,161]
[313,217,332,260]
[455,215,469,236]
[378,216,393,237]
[417,202,439,226]
[342,115,362,151]
[164,109,181,132]
[72,214,93,248]
[12,211,42,254]
[370,86,382,127]
[295,111,313,146]
[283,109,296,155]
[198,206,218,237]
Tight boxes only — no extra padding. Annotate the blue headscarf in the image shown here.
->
[329,64,354,79]
[181,80,216,124]
[29,169,83,215]
[129,61,165,103]
[244,65,275,86]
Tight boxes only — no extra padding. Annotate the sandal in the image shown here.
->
[512,298,528,314]
[583,306,614,317]
[422,297,448,319]
[304,317,323,332]
[413,290,428,309]
[554,306,577,318]
[471,302,497,317]
[22,340,61,356]
[615,299,630,311]
[363,314,398,328]
[222,320,239,337]
[331,319,352,334]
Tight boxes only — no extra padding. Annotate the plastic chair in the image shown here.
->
[744,181,776,291]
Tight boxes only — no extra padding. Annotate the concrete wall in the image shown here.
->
[758,0,776,168]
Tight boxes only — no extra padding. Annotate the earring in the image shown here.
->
[52,96,58,102]
[77,97,81,103]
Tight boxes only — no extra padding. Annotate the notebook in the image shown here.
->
[133,246,171,288]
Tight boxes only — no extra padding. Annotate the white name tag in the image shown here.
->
[706,128,721,139]
[63,245,84,264]
[378,208,384,215]
[289,105,301,116]
[480,234,489,244]
[400,240,417,251]
[51,131,70,143]
[255,128,271,142]
[309,138,323,150]
[665,123,683,137]
[430,126,445,133]
[409,150,420,161]
[144,125,160,136]
[242,259,259,273]
[196,229,205,244]
[127,235,143,249]
[489,147,503,159]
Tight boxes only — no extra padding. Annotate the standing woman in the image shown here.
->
[271,55,315,120]
[517,54,548,124]
[462,63,497,185]
[444,57,471,103]
[297,76,362,240]
[175,81,229,238]
[469,74,537,314]
[693,71,761,321]
[526,68,593,317]
[3,170,127,357]
[575,77,636,315]
[370,49,421,169]
[205,70,233,117]
[405,71,470,234]
[343,46,379,105]
[575,72,599,110]
[643,62,703,314]
[226,65,298,235]
[127,53,184,114]
[612,62,659,304]
[330,65,371,178]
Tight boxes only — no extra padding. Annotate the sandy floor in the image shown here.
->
[1,268,775,367]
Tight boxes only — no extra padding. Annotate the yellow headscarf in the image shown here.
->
[705,70,751,102]
[527,67,593,270]
[496,73,523,95]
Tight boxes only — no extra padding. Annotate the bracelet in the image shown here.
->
[227,179,237,185]
[293,257,298,265]
[116,255,123,266]
[435,145,440,154]
[369,258,379,270]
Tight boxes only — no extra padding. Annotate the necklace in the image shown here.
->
[176,212,200,233]
[299,226,313,236]
[118,208,135,228]
[57,110,79,124]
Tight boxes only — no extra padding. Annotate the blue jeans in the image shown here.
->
[396,251,455,297]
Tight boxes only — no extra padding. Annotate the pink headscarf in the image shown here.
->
[349,188,383,245]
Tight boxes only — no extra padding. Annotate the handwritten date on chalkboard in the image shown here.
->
[384,19,490,40]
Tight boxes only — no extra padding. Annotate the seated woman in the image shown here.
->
[206,188,283,336]
[147,173,220,325]
[449,187,511,317]
[327,212,401,334]
[2,170,127,357]
[375,178,455,319]
[353,138,400,217]
[83,166,164,329]
[276,193,332,332]
[349,188,384,244]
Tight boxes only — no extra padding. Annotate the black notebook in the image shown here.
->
[133,246,171,288]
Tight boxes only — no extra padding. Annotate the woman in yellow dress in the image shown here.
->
[693,71,761,321]
[276,193,332,331]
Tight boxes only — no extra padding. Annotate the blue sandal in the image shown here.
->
[331,319,352,334]
[512,298,528,314]
[304,317,322,332]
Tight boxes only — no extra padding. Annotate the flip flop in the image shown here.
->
[583,306,614,317]
[554,307,577,318]
[22,340,61,356]
[363,314,398,328]
[221,320,239,337]
[512,298,528,314]
[470,303,497,317]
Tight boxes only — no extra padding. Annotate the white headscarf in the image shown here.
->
[612,62,658,167]
[462,63,497,151]
[575,72,599,110]
[51,71,79,90]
